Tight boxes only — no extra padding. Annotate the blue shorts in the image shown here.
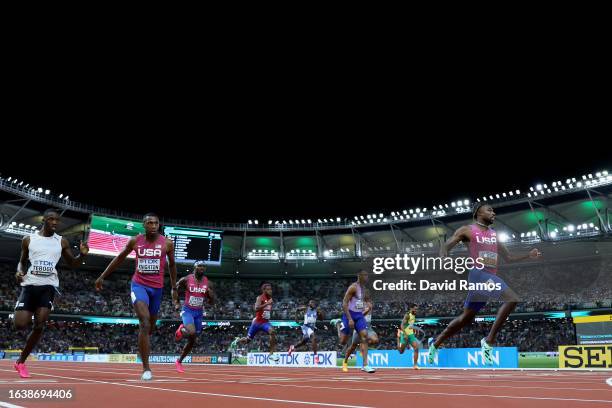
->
[247,320,272,339]
[181,306,203,334]
[464,268,510,312]
[130,281,163,316]
[341,310,368,335]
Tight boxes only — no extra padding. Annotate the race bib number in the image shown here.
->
[355,300,364,311]
[478,251,498,269]
[30,260,55,276]
[138,258,160,274]
[188,296,204,307]
[262,310,271,320]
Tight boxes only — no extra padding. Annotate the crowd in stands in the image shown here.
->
[0,316,576,355]
[1,260,610,321]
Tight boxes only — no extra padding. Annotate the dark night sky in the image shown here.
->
[3,60,609,223]
[2,146,609,223]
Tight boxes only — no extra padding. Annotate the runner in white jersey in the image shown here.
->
[13,209,89,378]
[341,293,379,371]
[287,299,324,363]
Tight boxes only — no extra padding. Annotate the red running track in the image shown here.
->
[0,361,611,408]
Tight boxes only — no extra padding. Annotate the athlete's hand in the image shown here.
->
[79,241,89,256]
[266,299,273,306]
[15,271,25,284]
[348,318,355,330]
[529,248,542,259]
[95,277,104,291]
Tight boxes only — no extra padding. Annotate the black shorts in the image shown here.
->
[14,285,56,313]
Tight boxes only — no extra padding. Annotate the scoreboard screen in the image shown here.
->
[164,226,223,265]
[575,315,612,345]
[88,215,143,258]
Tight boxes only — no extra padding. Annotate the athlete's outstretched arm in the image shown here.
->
[440,226,470,257]
[166,238,178,305]
[95,237,136,291]
[60,238,88,269]
[175,277,187,308]
[342,284,356,326]
[15,236,30,283]
[400,313,409,331]
[498,243,541,263]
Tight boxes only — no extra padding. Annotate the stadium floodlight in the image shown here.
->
[289,220,293,224]
[18,223,24,227]
[495,194,500,199]
[7,177,11,181]
[412,214,417,218]
[294,220,299,224]
[444,204,449,208]
[520,232,525,237]
[550,231,557,238]
[59,194,63,198]
[409,209,414,214]
[588,174,593,179]
[255,220,259,225]
[547,189,551,193]
[31,226,36,230]
[596,172,601,178]
[248,220,252,224]
[13,179,17,184]
[317,219,322,223]
[576,182,583,187]
[11,221,16,225]
[25,224,30,229]
[65,196,69,200]
[268,220,272,225]
[378,213,383,218]
[451,202,456,208]
[498,232,509,242]
[45,190,50,195]
[567,224,575,232]
[502,193,507,197]
[307,219,312,224]
[336,217,341,222]
[37,187,42,193]
[402,210,407,215]
[536,184,543,191]
[463,200,469,206]
[527,193,531,197]
[589,223,594,228]
[357,221,362,224]
[399,215,404,220]
[301,220,305,224]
